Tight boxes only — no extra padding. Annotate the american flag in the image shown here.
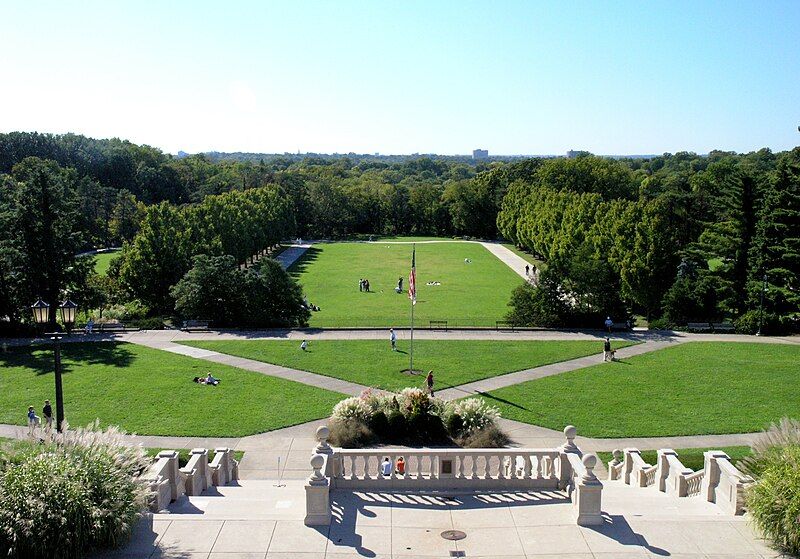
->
[408,245,416,305]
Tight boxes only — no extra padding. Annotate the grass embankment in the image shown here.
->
[289,241,523,327]
[93,249,120,275]
[180,339,635,392]
[0,342,345,437]
[479,342,800,438]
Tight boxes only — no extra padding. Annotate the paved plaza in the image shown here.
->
[93,476,778,558]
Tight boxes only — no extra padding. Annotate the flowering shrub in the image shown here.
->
[331,397,371,423]
[328,389,505,448]
[0,422,149,558]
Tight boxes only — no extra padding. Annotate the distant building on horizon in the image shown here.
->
[472,148,489,160]
[566,149,579,158]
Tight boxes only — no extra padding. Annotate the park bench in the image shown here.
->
[182,319,211,332]
[95,322,136,333]
[711,322,736,333]
[686,322,712,332]
[429,320,448,331]
[496,320,517,331]
[610,322,631,331]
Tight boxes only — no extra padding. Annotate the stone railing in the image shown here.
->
[606,447,752,515]
[304,424,603,527]
[144,450,185,512]
[701,450,754,515]
[143,447,239,511]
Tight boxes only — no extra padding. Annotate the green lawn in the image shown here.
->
[289,241,524,327]
[180,339,634,392]
[0,342,345,437]
[93,250,120,275]
[478,342,800,438]
[596,446,751,472]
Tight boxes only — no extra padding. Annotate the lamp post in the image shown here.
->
[756,274,768,336]
[30,298,77,432]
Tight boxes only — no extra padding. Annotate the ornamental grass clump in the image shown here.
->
[743,418,800,555]
[0,422,149,559]
[328,389,506,448]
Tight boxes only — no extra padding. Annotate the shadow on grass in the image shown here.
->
[287,246,321,276]
[476,391,530,411]
[0,342,135,376]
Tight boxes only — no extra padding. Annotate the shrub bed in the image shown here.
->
[743,418,800,555]
[0,424,149,559]
[329,388,508,448]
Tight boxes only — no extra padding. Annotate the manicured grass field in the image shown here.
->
[289,241,523,327]
[93,249,120,275]
[596,446,751,472]
[0,342,345,437]
[478,342,800,438]
[180,339,634,392]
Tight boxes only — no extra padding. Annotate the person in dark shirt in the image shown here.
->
[42,400,53,433]
[603,338,612,362]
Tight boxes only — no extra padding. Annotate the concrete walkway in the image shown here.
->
[275,242,312,270]
[134,339,371,397]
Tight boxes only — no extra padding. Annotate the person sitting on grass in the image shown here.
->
[300,340,308,351]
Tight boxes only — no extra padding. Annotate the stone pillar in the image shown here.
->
[158,450,185,501]
[314,425,334,477]
[210,448,237,486]
[656,449,675,492]
[574,454,603,526]
[304,454,331,526]
[182,448,211,496]
[622,448,641,485]
[701,450,728,503]
[608,449,623,481]
[558,425,579,489]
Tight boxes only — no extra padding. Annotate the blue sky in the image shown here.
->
[1,1,798,155]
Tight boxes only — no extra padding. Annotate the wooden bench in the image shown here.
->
[686,322,712,332]
[496,321,517,331]
[711,322,735,333]
[96,322,130,333]
[182,320,211,332]
[429,320,448,331]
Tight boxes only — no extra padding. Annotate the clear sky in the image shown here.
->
[1,1,798,155]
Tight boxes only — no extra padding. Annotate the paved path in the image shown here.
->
[134,339,370,397]
[479,241,536,282]
[275,242,312,269]
[437,339,677,400]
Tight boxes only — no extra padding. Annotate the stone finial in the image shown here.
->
[611,449,623,466]
[315,425,333,454]
[309,453,327,484]
[582,454,599,483]
[561,425,579,453]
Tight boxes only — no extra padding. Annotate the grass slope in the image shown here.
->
[0,342,344,437]
[180,339,634,392]
[596,446,751,472]
[479,342,800,438]
[93,250,120,276]
[290,241,523,327]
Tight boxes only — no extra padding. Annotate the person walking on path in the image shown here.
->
[426,370,435,396]
[603,337,612,362]
[27,406,40,438]
[525,264,530,276]
[390,328,397,351]
[604,316,613,333]
[42,400,53,435]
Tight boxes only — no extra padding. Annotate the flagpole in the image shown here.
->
[409,244,415,374]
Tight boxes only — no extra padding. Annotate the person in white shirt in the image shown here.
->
[381,457,392,477]
[300,340,308,351]
[390,329,397,351]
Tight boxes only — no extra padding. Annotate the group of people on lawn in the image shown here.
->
[26,400,53,438]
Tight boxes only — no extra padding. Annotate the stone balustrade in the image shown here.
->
[607,448,753,515]
[701,450,753,515]
[304,424,603,527]
[144,450,185,512]
[210,447,239,486]
[144,447,239,511]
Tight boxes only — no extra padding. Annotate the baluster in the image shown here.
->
[524,454,533,479]
[347,456,355,480]
[390,454,396,480]
[471,455,478,479]
[498,452,506,479]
